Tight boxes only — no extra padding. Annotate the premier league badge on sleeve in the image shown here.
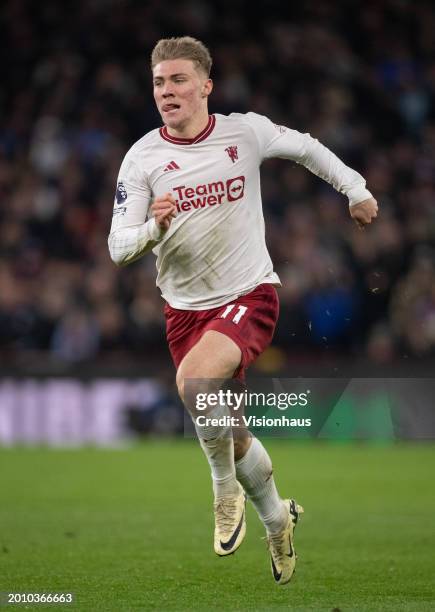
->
[116,181,128,204]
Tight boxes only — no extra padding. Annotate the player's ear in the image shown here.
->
[201,79,213,98]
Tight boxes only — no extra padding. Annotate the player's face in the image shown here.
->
[153,59,212,130]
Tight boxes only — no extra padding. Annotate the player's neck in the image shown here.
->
[166,112,210,140]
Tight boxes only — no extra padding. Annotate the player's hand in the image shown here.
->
[151,193,177,231]
[350,197,378,229]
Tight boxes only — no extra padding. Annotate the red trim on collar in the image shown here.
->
[159,115,216,145]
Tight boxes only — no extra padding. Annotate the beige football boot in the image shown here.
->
[267,499,304,585]
[213,482,246,556]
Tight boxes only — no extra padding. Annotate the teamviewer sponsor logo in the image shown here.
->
[173,176,245,213]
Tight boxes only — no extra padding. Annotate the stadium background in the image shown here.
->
[1,1,435,610]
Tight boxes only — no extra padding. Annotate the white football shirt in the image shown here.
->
[108,112,372,310]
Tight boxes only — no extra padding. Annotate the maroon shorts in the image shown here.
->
[164,283,279,381]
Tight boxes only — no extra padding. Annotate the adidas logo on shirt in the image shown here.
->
[163,161,180,172]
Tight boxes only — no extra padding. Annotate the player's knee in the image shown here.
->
[233,433,252,461]
[176,364,200,405]
[176,363,221,415]
[176,343,214,395]
[176,369,186,402]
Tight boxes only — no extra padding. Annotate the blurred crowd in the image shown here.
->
[1,0,435,372]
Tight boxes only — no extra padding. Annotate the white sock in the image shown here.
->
[235,437,287,534]
[193,403,239,499]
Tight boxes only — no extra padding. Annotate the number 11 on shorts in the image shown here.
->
[220,304,247,324]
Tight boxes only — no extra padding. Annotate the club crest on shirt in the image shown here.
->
[225,145,238,163]
[116,181,128,204]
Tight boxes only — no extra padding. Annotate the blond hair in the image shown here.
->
[151,36,212,77]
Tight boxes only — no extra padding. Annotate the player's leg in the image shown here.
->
[199,286,298,532]
[235,434,287,532]
[225,378,290,535]
[221,325,304,582]
[232,403,293,532]
[234,429,304,584]
[176,329,246,555]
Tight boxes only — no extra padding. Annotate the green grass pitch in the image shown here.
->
[1,441,434,611]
